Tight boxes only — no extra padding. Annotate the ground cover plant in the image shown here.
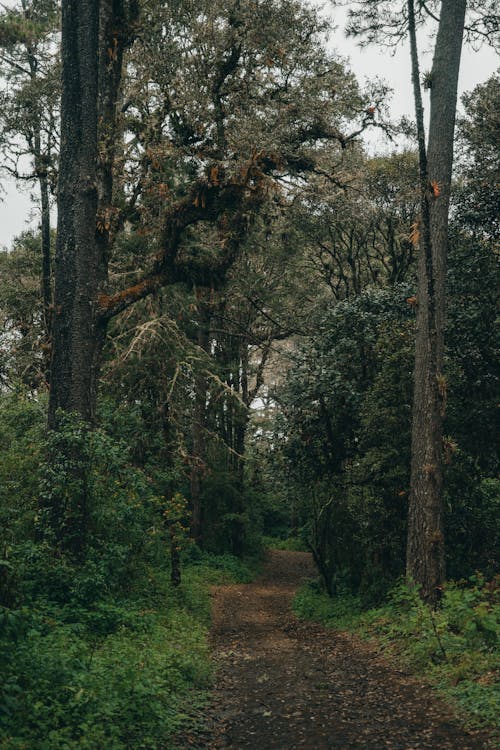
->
[0,546,259,750]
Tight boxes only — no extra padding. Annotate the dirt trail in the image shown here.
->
[184,550,493,749]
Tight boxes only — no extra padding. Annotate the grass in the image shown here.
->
[294,574,499,730]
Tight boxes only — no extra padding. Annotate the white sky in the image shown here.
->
[326,6,499,137]
[0,2,498,249]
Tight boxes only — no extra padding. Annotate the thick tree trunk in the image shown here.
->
[44,0,102,553]
[406,0,466,602]
[48,0,103,428]
[427,0,467,367]
[46,1,134,552]
[48,0,134,427]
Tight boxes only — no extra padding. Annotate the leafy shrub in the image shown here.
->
[261,535,308,552]
[0,601,211,749]
[0,393,45,606]
[0,394,260,749]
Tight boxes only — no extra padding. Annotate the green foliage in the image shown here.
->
[184,548,261,588]
[270,213,498,598]
[197,462,265,558]
[261,536,308,552]
[0,391,262,749]
[0,542,260,749]
[295,575,500,727]
[294,582,363,629]
[0,593,211,749]
[0,393,46,607]
[456,73,499,241]
[33,412,169,602]
[272,285,414,597]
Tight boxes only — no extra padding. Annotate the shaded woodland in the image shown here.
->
[0,1,498,747]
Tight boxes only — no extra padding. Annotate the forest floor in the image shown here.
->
[177,550,494,750]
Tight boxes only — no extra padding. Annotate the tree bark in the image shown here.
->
[48,0,102,427]
[427,0,467,367]
[46,0,134,552]
[48,0,135,427]
[406,0,466,602]
[25,42,54,381]
[190,299,211,544]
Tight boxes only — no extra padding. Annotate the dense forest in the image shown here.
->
[0,1,498,748]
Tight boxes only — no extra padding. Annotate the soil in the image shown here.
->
[178,550,495,749]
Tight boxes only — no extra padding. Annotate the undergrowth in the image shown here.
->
[261,535,308,552]
[0,553,257,750]
[294,574,499,729]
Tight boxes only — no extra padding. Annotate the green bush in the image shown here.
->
[0,547,259,749]
[0,394,45,607]
[0,393,261,749]
[261,535,308,552]
[0,600,211,749]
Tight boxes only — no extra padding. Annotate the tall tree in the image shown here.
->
[340,0,471,600]
[48,0,101,427]
[48,0,138,428]
[405,0,466,602]
[46,0,140,551]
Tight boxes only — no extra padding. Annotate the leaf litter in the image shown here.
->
[175,550,495,749]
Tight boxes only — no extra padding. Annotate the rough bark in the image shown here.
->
[46,0,134,551]
[48,0,102,428]
[427,0,467,367]
[25,42,54,381]
[406,0,467,602]
[48,0,134,427]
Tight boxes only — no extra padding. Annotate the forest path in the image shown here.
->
[183,550,491,749]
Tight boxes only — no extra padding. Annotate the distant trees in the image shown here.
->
[455,73,499,241]
[0,0,59,370]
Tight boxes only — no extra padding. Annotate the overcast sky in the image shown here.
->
[0,2,498,249]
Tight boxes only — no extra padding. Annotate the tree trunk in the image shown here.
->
[48,0,103,428]
[44,0,102,553]
[231,342,249,556]
[406,0,466,602]
[39,169,52,363]
[48,0,134,427]
[190,301,210,544]
[46,0,133,552]
[26,43,53,382]
[427,0,467,367]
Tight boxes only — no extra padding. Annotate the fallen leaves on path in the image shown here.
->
[176,551,495,749]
